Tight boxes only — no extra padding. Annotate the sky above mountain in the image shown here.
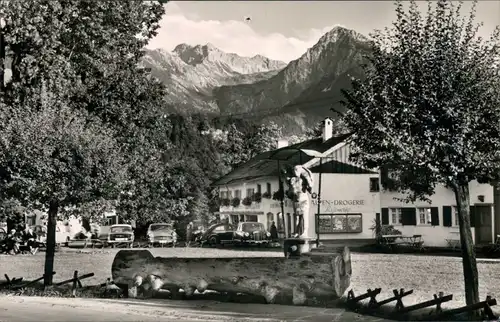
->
[147,1,500,63]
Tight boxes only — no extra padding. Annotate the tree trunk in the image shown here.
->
[44,201,58,286]
[0,24,5,92]
[112,248,351,307]
[453,183,479,307]
[493,183,500,238]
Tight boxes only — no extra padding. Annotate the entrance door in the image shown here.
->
[286,213,292,237]
[474,205,493,244]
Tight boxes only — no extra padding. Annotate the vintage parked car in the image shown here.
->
[233,222,271,245]
[31,224,72,246]
[107,224,134,247]
[147,223,175,247]
[197,223,235,247]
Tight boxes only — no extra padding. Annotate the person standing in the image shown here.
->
[270,221,278,242]
[171,229,178,248]
[185,222,193,247]
[24,227,38,255]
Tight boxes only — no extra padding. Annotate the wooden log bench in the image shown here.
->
[111,247,351,307]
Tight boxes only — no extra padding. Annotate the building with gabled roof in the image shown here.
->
[213,118,380,244]
[213,117,500,248]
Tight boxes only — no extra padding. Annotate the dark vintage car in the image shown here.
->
[107,224,134,247]
[233,222,271,245]
[197,223,235,247]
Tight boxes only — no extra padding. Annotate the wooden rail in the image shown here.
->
[345,288,498,321]
[12,272,56,290]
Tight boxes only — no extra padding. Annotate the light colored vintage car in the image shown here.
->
[147,223,176,247]
[107,224,134,247]
[31,224,72,246]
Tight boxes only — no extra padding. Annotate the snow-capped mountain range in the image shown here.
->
[143,26,371,134]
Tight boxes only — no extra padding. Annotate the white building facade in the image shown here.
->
[213,118,498,248]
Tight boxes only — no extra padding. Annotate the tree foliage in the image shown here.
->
[341,0,500,307]
[0,0,168,285]
[0,0,285,285]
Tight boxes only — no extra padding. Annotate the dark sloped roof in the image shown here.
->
[212,133,352,186]
[309,160,377,174]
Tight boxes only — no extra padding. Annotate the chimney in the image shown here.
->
[277,139,289,149]
[323,117,333,142]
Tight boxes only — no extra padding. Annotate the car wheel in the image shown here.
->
[209,236,218,247]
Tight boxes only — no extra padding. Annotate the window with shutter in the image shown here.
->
[381,208,389,225]
[442,206,452,227]
[430,207,439,226]
[401,208,417,225]
[257,184,262,194]
[390,208,402,225]
[416,208,431,225]
[266,183,271,194]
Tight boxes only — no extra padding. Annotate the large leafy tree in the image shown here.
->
[341,0,500,307]
[0,0,171,285]
[0,81,126,285]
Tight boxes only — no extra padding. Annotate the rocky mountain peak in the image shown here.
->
[171,42,286,74]
[173,43,221,66]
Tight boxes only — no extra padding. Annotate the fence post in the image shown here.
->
[72,271,79,297]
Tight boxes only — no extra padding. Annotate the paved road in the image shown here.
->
[0,296,391,322]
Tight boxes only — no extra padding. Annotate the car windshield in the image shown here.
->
[111,226,132,233]
[150,224,172,232]
[241,223,264,232]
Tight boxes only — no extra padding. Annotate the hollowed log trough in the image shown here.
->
[111,247,351,307]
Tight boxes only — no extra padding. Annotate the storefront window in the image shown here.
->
[245,215,258,222]
[266,212,274,230]
[230,215,239,225]
[276,212,284,232]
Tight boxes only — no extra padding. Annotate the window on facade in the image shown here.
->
[227,190,233,199]
[390,208,402,224]
[220,191,227,199]
[266,183,271,194]
[230,215,239,225]
[369,178,380,192]
[234,190,241,199]
[277,213,284,232]
[417,208,431,225]
[256,184,262,194]
[245,215,258,222]
[453,206,459,226]
[239,214,245,223]
[246,188,255,198]
[26,215,36,226]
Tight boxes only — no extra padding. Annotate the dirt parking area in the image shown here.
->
[1,248,500,311]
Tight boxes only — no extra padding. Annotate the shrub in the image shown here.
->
[262,191,271,199]
[242,197,252,206]
[252,192,262,203]
[272,190,284,201]
[231,197,240,207]
[221,198,231,207]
